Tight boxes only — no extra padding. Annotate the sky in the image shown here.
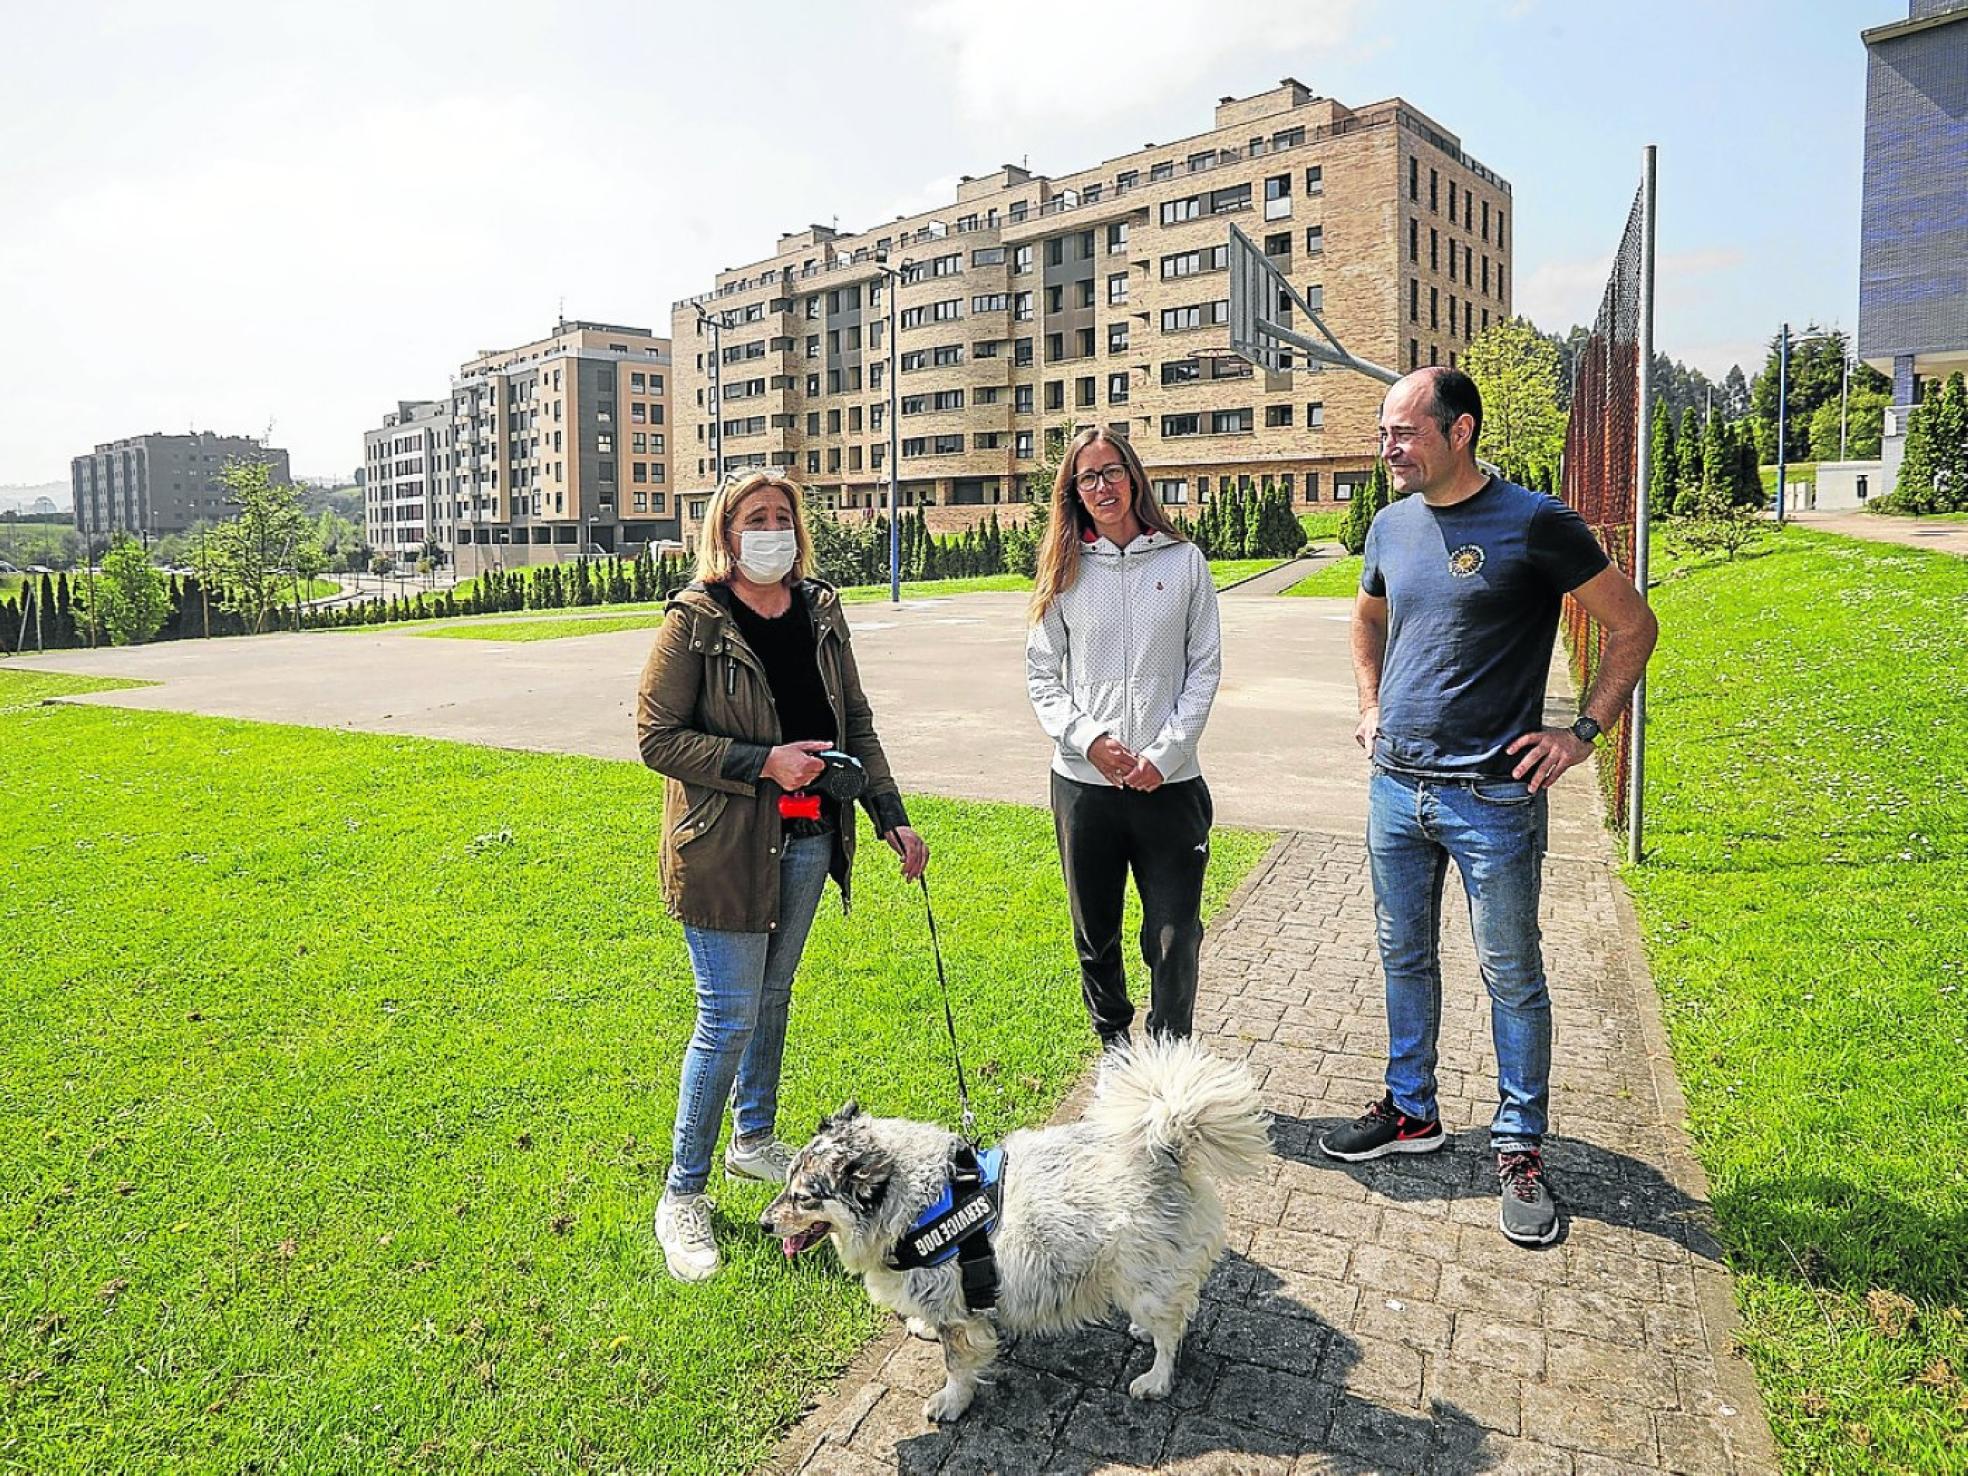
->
[0,0,1888,493]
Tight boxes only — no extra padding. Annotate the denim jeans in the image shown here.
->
[667,831,834,1195]
[1367,767,1551,1151]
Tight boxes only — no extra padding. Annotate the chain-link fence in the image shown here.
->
[1558,176,1649,826]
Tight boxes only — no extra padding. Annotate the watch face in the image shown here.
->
[1573,717,1602,743]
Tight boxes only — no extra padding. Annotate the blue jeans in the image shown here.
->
[1367,767,1551,1152]
[667,832,834,1195]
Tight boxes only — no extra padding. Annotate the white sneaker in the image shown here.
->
[724,1134,794,1184]
[654,1191,720,1282]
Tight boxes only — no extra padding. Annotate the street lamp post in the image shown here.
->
[696,305,729,488]
[1777,323,1789,525]
[872,253,913,604]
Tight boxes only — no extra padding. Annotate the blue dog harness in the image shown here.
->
[884,1144,1005,1310]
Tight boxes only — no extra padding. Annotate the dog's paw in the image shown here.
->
[923,1386,974,1423]
[905,1316,938,1342]
[1127,1320,1153,1344]
[1127,1368,1173,1402]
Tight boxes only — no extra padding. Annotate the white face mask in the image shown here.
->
[736,528,798,583]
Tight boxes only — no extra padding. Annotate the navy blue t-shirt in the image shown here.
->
[1361,478,1609,777]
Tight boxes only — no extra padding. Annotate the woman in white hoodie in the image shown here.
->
[1026,427,1223,1046]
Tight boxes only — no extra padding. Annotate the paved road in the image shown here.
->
[16,592,1602,854]
[1790,508,1968,557]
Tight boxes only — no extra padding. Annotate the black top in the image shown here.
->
[1361,477,1610,777]
[727,586,838,751]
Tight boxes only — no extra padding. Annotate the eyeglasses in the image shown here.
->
[1073,465,1129,493]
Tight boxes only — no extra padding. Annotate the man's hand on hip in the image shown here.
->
[1505,728,1594,793]
[1354,705,1380,753]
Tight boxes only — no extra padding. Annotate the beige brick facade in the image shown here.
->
[669,80,1511,529]
[449,321,674,577]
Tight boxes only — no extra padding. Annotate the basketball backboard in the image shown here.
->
[1225,222,1398,386]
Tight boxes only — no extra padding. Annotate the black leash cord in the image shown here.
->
[918,873,976,1142]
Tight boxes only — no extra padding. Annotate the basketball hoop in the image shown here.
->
[1225,222,1397,385]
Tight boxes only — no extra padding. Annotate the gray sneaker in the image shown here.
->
[655,1190,721,1282]
[1497,1150,1560,1246]
[724,1133,794,1184]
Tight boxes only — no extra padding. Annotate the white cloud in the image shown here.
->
[1517,243,1749,336]
[909,0,1365,130]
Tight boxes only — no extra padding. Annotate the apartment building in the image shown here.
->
[448,320,675,576]
[1858,0,1968,491]
[361,400,452,566]
[70,431,292,544]
[670,79,1511,526]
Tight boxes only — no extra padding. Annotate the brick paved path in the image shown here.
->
[775,813,1779,1474]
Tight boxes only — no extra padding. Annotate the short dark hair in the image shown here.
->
[1421,367,1483,452]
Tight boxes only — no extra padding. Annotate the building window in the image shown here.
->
[1015,385,1034,414]
[1013,292,1034,321]
[1409,156,1418,202]
[1015,431,1034,458]
[1409,280,1419,323]
[1045,381,1065,411]
[1108,372,1130,404]
[1264,231,1292,260]
[1160,196,1201,226]
[1264,173,1291,220]
[1013,244,1033,274]
[1430,287,1439,330]
[1307,403,1325,429]
[1162,413,1201,438]
[1153,478,1189,505]
[1108,322,1129,353]
[1107,221,1128,253]
[1265,405,1292,428]
[1430,169,1439,212]
[1076,376,1096,408]
[1307,224,1325,256]
[1212,408,1253,435]
[1410,339,1420,370]
[1305,165,1323,196]
[1015,338,1033,366]
[1108,272,1129,304]
[1149,160,1174,182]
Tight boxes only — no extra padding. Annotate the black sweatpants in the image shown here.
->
[1050,771,1214,1043]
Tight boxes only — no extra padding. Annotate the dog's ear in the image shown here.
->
[819,1098,863,1133]
[838,1142,893,1211]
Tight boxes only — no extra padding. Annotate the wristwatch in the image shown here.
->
[1569,715,1604,746]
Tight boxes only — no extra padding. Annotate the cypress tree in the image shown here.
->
[1676,407,1703,511]
[1895,387,1936,510]
[1933,372,1968,512]
[1650,399,1678,514]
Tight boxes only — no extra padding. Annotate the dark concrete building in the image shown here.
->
[1858,0,1968,486]
[70,432,292,544]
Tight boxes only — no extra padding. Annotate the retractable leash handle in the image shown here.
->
[918,873,977,1143]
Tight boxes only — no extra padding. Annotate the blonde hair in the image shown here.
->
[693,471,816,585]
[1028,427,1185,622]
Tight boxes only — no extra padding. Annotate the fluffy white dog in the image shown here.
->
[760,1036,1270,1421]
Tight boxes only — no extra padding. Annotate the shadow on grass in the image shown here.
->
[1711,1174,1967,1308]
[885,1251,1506,1473]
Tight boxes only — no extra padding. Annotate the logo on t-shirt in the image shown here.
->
[1447,544,1486,578]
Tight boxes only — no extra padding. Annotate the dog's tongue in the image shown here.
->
[782,1235,804,1258]
[782,1225,826,1258]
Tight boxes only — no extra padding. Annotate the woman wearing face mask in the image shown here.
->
[637,470,928,1283]
[1026,428,1222,1049]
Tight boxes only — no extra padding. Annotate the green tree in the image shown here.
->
[1700,412,1731,501]
[1339,461,1391,555]
[1930,373,1968,512]
[210,460,317,633]
[90,533,169,645]
[1463,317,1564,484]
[1649,398,1678,514]
[1675,407,1703,512]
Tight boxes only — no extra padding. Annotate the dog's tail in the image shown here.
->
[1085,1035,1270,1185]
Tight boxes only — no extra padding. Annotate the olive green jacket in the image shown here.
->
[635,579,909,933]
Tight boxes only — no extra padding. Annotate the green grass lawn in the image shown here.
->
[1633,529,1968,1471]
[0,671,1272,1472]
[1298,509,1347,545]
[1207,558,1289,588]
[1282,556,1363,597]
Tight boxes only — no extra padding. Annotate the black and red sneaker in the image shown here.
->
[1319,1094,1445,1161]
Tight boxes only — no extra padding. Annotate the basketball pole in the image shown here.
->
[1627,145,1657,866]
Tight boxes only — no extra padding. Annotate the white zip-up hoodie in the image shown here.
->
[1026,528,1223,786]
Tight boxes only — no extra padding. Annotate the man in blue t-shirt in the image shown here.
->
[1319,367,1658,1248]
